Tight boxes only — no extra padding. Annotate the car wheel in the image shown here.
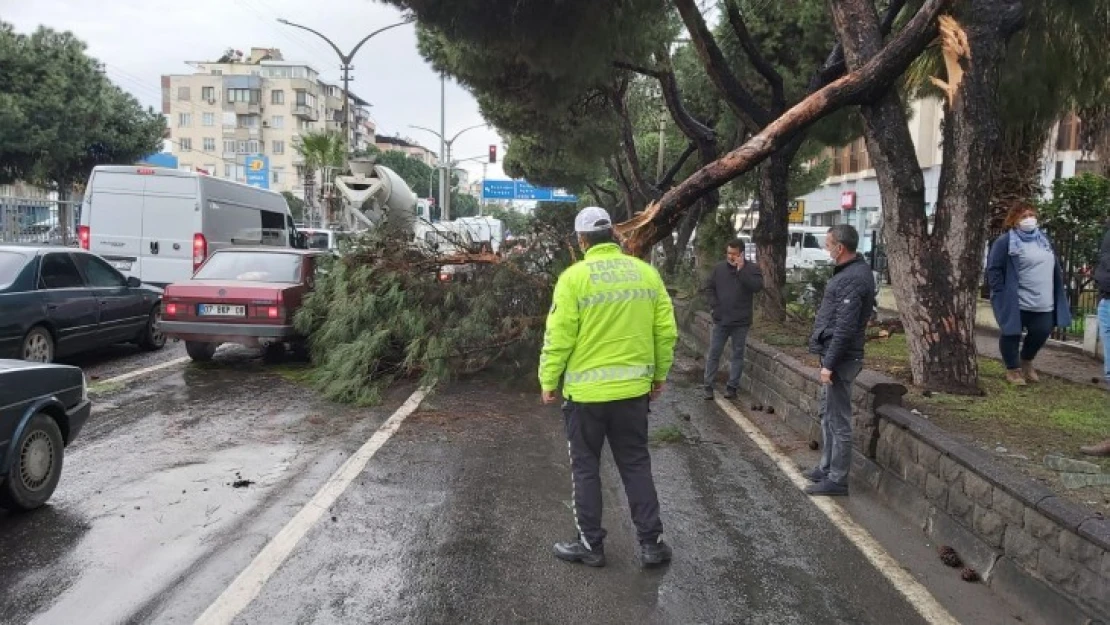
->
[262,342,287,364]
[21,326,55,363]
[138,306,166,351]
[186,341,217,362]
[0,413,65,512]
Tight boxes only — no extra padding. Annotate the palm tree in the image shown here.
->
[293,130,347,226]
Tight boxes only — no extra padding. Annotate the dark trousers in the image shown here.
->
[563,395,663,550]
[999,310,1054,369]
[819,359,863,485]
[704,324,750,390]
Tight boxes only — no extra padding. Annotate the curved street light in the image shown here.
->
[277,17,412,149]
[409,122,490,219]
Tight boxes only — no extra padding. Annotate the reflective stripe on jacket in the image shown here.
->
[539,242,678,403]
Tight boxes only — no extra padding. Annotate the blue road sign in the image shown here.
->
[245,154,270,189]
[481,179,578,203]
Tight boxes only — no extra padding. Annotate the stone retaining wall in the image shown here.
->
[675,300,1109,622]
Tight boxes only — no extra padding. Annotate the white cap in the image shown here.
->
[574,206,613,233]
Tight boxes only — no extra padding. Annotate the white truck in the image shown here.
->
[79,166,300,286]
[785,225,832,272]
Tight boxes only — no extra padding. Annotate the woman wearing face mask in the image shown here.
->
[986,203,1072,385]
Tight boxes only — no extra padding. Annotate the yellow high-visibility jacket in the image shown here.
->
[539,242,678,403]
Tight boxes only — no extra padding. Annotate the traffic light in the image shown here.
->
[489,145,497,163]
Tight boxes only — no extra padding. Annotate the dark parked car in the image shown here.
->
[0,245,165,362]
[0,360,90,511]
[160,248,326,362]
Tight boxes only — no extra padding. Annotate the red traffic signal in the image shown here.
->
[489,145,497,163]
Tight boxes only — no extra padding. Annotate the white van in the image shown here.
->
[79,166,301,286]
[786,226,832,271]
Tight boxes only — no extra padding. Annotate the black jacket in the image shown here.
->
[703,260,764,327]
[1096,227,1110,299]
[809,254,876,369]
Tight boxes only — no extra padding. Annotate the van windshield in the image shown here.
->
[194,251,302,283]
[304,232,331,250]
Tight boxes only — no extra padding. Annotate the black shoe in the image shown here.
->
[723,386,737,399]
[553,540,606,567]
[639,540,673,568]
[802,466,827,483]
[703,386,715,400]
[804,478,849,497]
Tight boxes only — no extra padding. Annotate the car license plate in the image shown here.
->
[109,260,132,271]
[198,304,246,317]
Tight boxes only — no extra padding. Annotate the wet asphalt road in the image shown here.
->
[0,347,942,624]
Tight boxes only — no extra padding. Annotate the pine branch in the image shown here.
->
[724,0,785,111]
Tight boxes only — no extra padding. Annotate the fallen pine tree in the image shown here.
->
[294,210,575,404]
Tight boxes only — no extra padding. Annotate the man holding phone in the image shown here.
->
[702,238,764,400]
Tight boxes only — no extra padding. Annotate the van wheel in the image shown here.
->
[21,326,55,363]
[137,306,166,351]
[186,341,217,362]
[0,413,65,511]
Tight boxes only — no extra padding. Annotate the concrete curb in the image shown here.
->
[675,299,1109,622]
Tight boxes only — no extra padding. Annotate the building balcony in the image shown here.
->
[293,105,317,121]
[223,127,261,140]
[231,101,262,115]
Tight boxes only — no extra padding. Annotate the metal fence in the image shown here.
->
[1048,228,1099,342]
[0,196,81,246]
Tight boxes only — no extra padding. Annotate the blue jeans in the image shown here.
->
[1100,299,1110,380]
[999,310,1054,370]
[819,359,864,485]
[704,324,750,389]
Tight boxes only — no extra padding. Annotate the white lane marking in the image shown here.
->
[714,397,959,625]
[194,385,431,625]
[91,357,190,387]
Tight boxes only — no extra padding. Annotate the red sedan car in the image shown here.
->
[159,248,326,362]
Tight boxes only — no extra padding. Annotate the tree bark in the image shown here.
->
[988,122,1052,231]
[615,0,949,255]
[755,140,801,322]
[829,0,1022,394]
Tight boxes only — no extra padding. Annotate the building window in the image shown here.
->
[294,90,316,107]
[273,140,285,154]
[203,137,216,152]
[179,138,192,151]
[178,113,192,127]
[247,140,260,154]
[1057,114,1080,151]
[298,119,313,131]
[223,139,236,154]
[177,86,190,101]
[272,90,285,105]
[272,168,284,184]
[270,115,284,129]
[224,164,232,178]
[237,140,249,154]
[201,86,215,102]
[202,112,215,127]
[227,88,260,104]
[237,114,259,128]
[211,69,223,76]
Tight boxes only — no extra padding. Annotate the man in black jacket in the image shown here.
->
[1080,220,1110,457]
[803,225,875,496]
[702,238,764,400]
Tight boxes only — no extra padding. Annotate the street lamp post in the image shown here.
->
[277,17,410,150]
[409,120,488,221]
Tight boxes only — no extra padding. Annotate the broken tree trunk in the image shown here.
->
[615,0,950,255]
[829,1,1023,394]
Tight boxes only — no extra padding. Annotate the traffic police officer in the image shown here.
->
[539,206,678,568]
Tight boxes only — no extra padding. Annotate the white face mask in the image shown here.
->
[1019,217,1038,232]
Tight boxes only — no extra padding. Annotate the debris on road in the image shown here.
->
[938,545,963,568]
[961,567,980,582]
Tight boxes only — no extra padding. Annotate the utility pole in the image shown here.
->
[410,115,488,223]
[277,17,409,150]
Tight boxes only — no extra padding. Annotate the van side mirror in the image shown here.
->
[126,276,142,288]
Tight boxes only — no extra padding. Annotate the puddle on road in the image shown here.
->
[26,442,297,625]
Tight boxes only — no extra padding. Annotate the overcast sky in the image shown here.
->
[3,0,507,182]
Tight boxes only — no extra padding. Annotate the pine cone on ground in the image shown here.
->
[938,545,963,568]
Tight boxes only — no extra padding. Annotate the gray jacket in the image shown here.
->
[809,254,876,369]
[703,260,764,327]
[1096,228,1110,299]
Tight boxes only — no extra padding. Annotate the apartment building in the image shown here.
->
[162,47,375,197]
[797,98,1100,253]
[375,135,439,167]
